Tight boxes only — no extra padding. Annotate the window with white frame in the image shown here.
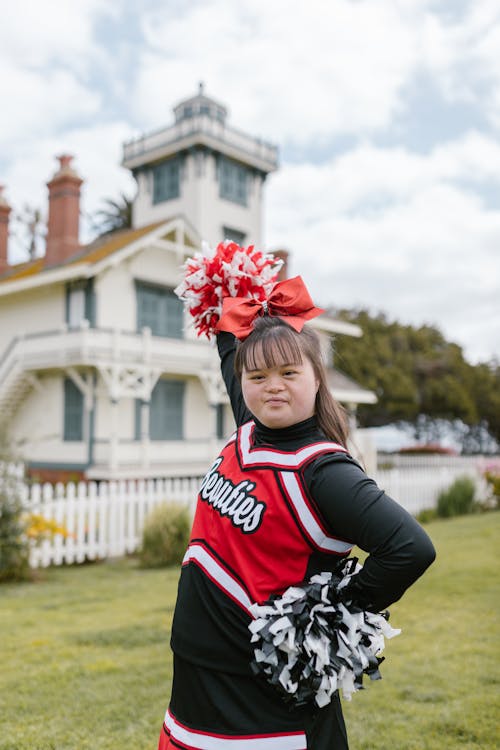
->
[63,378,84,441]
[222,226,246,245]
[152,158,180,204]
[142,379,185,441]
[219,156,248,206]
[136,282,183,338]
[66,279,95,328]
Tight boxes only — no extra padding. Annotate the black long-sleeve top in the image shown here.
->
[170,334,435,674]
[217,331,436,612]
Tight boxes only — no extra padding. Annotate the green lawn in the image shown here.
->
[0,513,498,750]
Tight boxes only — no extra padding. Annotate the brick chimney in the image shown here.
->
[273,248,289,281]
[0,185,11,275]
[45,155,83,267]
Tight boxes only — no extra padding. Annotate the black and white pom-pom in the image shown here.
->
[248,559,401,708]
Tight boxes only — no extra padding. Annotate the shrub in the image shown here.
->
[416,507,438,524]
[139,502,191,568]
[436,475,476,518]
[0,436,31,582]
[483,464,500,510]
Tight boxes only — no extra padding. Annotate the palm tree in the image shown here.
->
[15,204,45,259]
[91,192,133,237]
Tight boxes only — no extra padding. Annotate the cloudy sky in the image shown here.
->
[1,0,499,363]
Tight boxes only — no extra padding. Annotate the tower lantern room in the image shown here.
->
[122,84,278,248]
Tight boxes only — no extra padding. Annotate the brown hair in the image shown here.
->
[234,316,349,446]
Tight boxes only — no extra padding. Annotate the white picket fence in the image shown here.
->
[374,453,497,515]
[374,466,482,516]
[24,476,201,568]
[14,455,496,568]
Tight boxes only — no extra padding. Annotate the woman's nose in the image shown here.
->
[266,376,284,392]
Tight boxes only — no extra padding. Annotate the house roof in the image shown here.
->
[0,217,200,296]
[0,222,161,285]
[329,369,377,405]
[67,222,167,266]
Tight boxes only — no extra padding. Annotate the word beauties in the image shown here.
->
[199,458,266,534]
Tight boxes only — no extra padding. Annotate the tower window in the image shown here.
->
[219,156,248,206]
[222,226,246,245]
[152,158,180,203]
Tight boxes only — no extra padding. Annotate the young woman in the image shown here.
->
[158,278,435,750]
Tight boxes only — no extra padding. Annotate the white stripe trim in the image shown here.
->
[239,421,347,468]
[164,709,307,749]
[183,543,254,615]
[280,471,353,554]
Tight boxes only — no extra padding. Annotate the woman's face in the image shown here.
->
[241,355,319,430]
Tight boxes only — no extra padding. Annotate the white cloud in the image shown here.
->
[265,134,500,362]
[1,0,114,68]
[134,0,423,140]
[421,0,500,129]
[1,0,498,363]
[5,122,136,263]
[0,64,101,149]
[266,132,500,230]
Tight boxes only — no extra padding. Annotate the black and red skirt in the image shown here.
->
[158,655,348,750]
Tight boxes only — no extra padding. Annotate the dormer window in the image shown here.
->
[66,279,95,328]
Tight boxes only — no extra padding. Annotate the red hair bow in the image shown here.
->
[215,276,324,340]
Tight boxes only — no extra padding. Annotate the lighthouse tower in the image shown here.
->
[122,84,278,247]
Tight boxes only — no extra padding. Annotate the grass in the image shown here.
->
[343,511,500,749]
[0,513,498,750]
[0,561,178,750]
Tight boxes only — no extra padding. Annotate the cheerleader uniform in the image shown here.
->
[158,334,435,750]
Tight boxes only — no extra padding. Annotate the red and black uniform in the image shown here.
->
[158,333,435,750]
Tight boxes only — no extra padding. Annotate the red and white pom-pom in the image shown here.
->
[174,240,282,339]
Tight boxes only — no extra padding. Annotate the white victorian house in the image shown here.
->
[0,86,375,482]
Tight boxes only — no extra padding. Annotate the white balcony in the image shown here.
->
[122,115,278,174]
[88,437,225,480]
[0,325,217,381]
[0,324,221,425]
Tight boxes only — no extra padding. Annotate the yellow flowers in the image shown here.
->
[24,513,73,543]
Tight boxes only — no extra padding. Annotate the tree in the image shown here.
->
[91,192,133,236]
[14,204,46,259]
[333,309,499,451]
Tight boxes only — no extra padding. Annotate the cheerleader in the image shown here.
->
[158,268,435,750]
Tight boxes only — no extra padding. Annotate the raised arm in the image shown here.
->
[216,331,252,427]
[306,455,436,611]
